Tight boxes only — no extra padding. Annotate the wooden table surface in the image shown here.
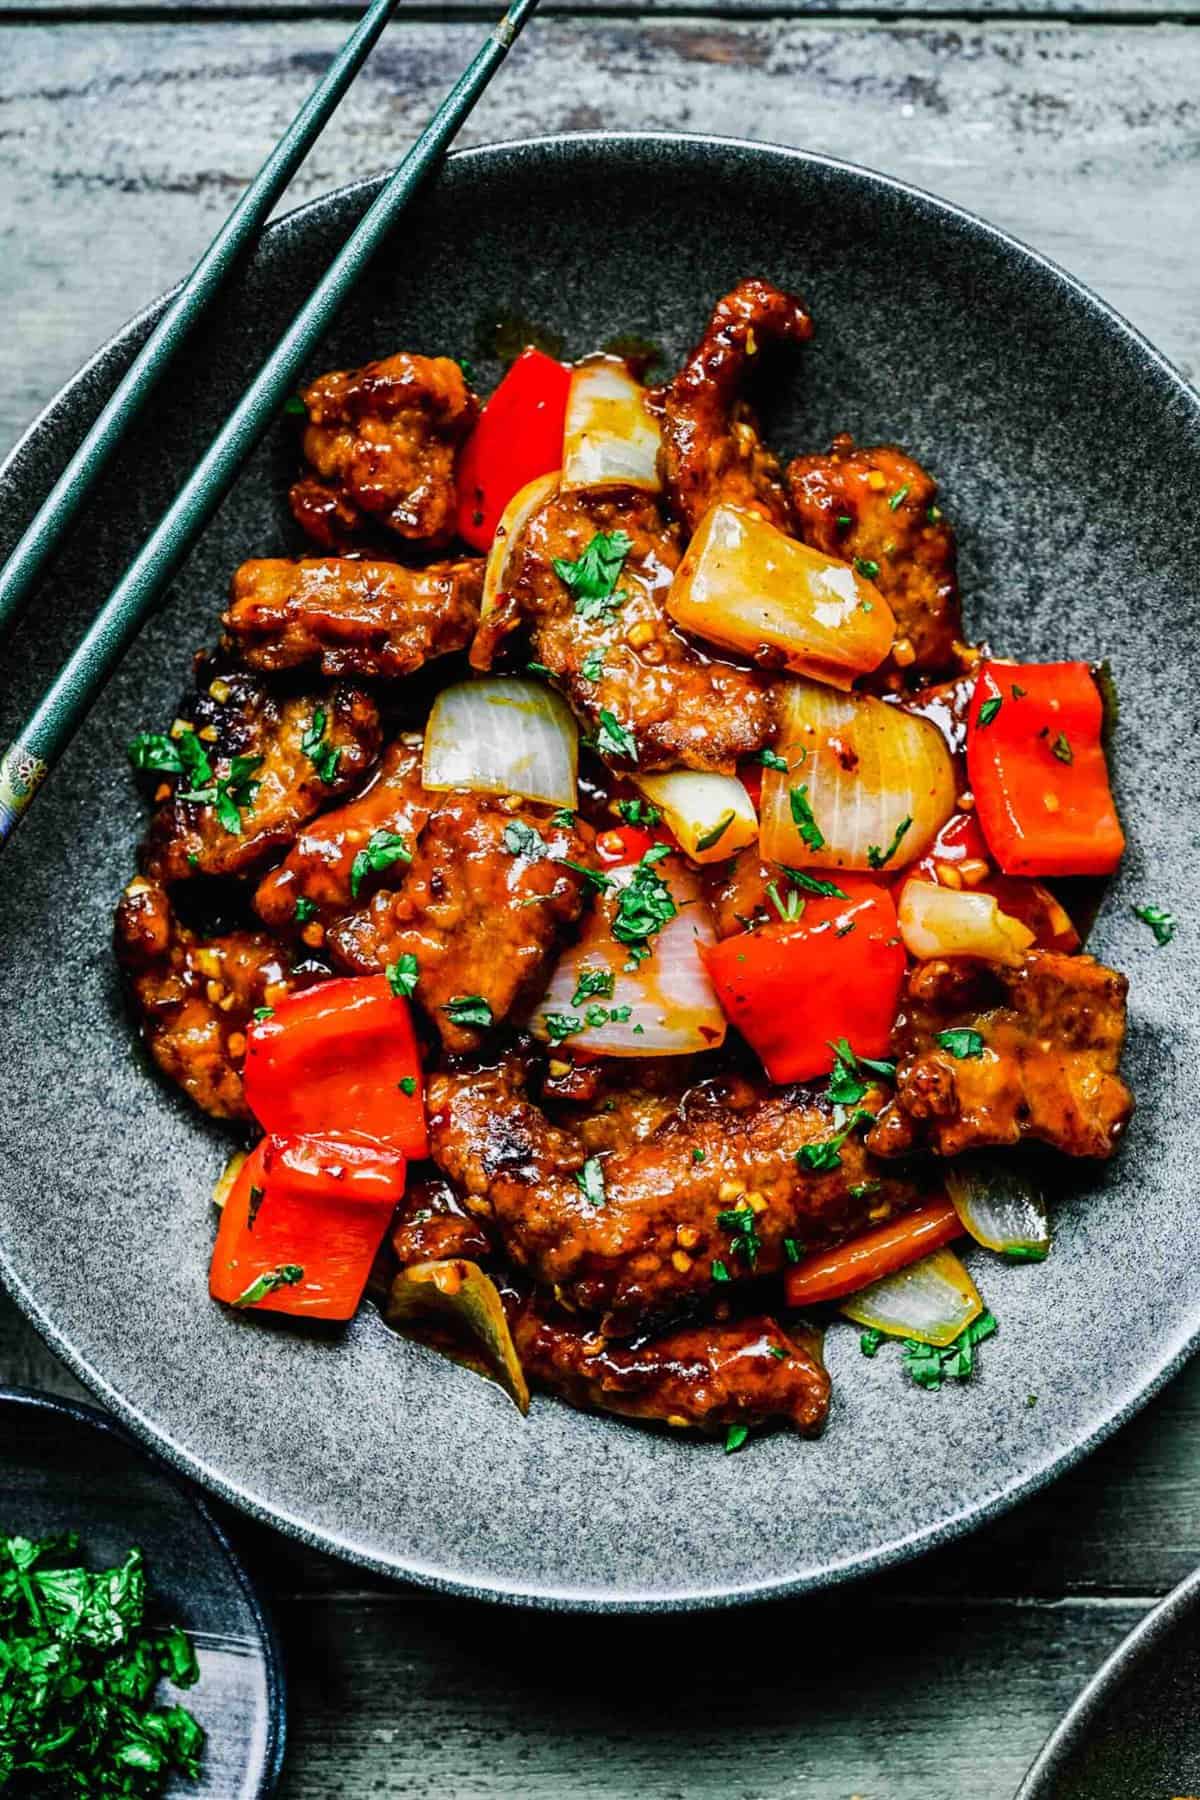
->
[2,7,1198,1794]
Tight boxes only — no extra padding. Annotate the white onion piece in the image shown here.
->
[212,1149,247,1210]
[946,1155,1051,1259]
[759,676,956,870]
[423,677,578,808]
[840,1248,983,1348]
[667,503,895,686]
[531,858,726,1056]
[480,471,559,619]
[632,770,758,865]
[561,358,662,493]
[898,879,1035,966]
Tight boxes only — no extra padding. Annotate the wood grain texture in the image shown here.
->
[2,18,1200,456]
[4,15,1200,1795]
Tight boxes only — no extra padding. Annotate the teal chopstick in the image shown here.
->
[0,0,539,846]
[0,0,401,642]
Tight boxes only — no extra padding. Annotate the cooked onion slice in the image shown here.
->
[212,1148,248,1210]
[632,771,757,865]
[898,879,1035,966]
[423,677,577,808]
[840,1247,983,1348]
[667,503,895,686]
[385,1258,530,1415]
[561,357,662,493]
[946,1155,1051,1259]
[531,857,726,1056]
[760,676,956,870]
[481,471,559,619]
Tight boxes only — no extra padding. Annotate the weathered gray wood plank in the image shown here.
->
[6,0,1198,18]
[2,17,1200,462]
[263,1590,1148,1798]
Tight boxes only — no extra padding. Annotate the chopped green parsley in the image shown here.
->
[788,785,825,852]
[234,1263,304,1307]
[867,816,912,870]
[1132,902,1176,946]
[300,708,341,785]
[935,1027,985,1059]
[350,827,413,898]
[442,995,493,1029]
[386,953,419,999]
[552,530,632,621]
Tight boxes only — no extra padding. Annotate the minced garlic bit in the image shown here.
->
[892,637,916,669]
[958,857,990,889]
[717,1179,744,1205]
[226,1031,247,1060]
[193,948,222,978]
[198,725,219,743]
[676,1224,701,1249]
[935,861,963,890]
[626,620,656,650]
[866,469,887,491]
[1043,791,1061,813]
[547,1059,571,1079]
[744,1190,767,1214]
[208,677,231,703]
[671,1250,693,1274]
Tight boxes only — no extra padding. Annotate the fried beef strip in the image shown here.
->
[223,556,483,679]
[254,733,430,932]
[391,1173,495,1267]
[114,877,295,1121]
[141,663,380,884]
[471,486,775,772]
[659,278,813,535]
[327,795,594,1052]
[429,1059,920,1336]
[513,1302,830,1436]
[786,437,963,679]
[290,353,478,550]
[867,951,1133,1160]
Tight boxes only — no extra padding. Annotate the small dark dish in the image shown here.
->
[1017,1567,1200,1799]
[0,1387,286,1795]
[0,134,1197,1608]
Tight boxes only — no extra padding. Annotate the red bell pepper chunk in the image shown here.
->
[784,1199,963,1307]
[700,875,905,1084]
[210,1134,405,1320]
[966,661,1125,877]
[455,348,571,551]
[243,976,427,1158]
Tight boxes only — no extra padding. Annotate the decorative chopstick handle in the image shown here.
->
[0,0,540,852]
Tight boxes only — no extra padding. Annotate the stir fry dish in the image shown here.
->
[115,280,1136,1449]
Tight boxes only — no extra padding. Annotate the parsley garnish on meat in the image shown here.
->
[758,748,789,772]
[580,648,605,683]
[789,785,825,852]
[553,530,632,620]
[177,752,264,837]
[724,1424,750,1455]
[712,1258,731,1282]
[977,696,1003,728]
[0,1531,204,1795]
[854,557,880,580]
[795,1107,875,1172]
[128,728,210,781]
[252,1006,274,1021]
[716,1202,761,1270]
[550,808,576,828]
[559,859,614,893]
[572,966,615,1006]
[350,828,413,897]
[575,1156,607,1207]
[234,1263,303,1307]
[782,868,848,899]
[503,820,549,861]
[595,708,638,763]
[442,995,493,1029]
[543,1012,582,1043]
[612,845,676,962]
[826,1039,896,1105]
[301,708,341,785]
[386,953,419,999]
[888,484,910,511]
[1132,902,1176,946]
[867,815,912,870]
[935,1027,985,1059]
[294,897,317,924]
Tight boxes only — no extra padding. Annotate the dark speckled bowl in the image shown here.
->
[1018,1568,1200,1797]
[0,133,1197,1609]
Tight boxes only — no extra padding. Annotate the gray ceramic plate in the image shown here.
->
[0,1387,286,1794]
[0,133,1197,1610]
[1018,1569,1200,1797]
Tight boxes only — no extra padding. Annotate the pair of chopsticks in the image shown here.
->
[0,0,540,846]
